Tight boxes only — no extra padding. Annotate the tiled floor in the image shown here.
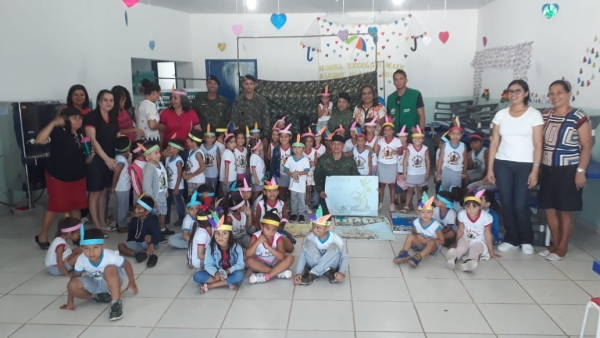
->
[0,201,599,338]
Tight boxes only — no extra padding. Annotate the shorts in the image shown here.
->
[406,174,428,187]
[252,184,264,192]
[86,156,113,192]
[221,182,231,193]
[205,177,218,191]
[154,193,168,215]
[538,164,583,212]
[46,262,73,276]
[467,169,484,182]
[77,269,124,294]
[441,167,462,191]
[253,256,277,268]
[45,172,88,212]
[278,174,290,188]
[378,163,396,184]
[125,241,159,252]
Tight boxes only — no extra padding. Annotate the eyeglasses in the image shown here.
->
[508,89,523,95]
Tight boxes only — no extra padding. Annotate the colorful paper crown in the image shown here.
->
[238,178,252,192]
[464,190,486,204]
[356,127,366,139]
[136,193,153,211]
[61,222,82,233]
[364,117,378,126]
[264,176,278,189]
[313,205,332,227]
[382,115,394,129]
[204,124,215,136]
[448,116,463,132]
[79,224,104,246]
[209,213,232,231]
[227,122,237,134]
[397,125,408,137]
[187,191,201,207]
[279,123,292,135]
[301,127,315,139]
[250,122,260,134]
[314,126,326,137]
[215,127,227,133]
[292,134,305,148]
[411,125,425,138]
[417,192,435,211]
[334,124,345,133]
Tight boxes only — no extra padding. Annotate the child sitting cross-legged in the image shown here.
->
[117,195,163,268]
[168,192,201,249]
[193,214,245,293]
[294,206,349,285]
[446,190,500,272]
[246,210,294,284]
[61,226,138,321]
[393,194,445,268]
[45,217,83,277]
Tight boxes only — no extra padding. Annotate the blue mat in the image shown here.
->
[334,221,396,241]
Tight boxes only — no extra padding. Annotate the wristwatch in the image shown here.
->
[577,167,587,173]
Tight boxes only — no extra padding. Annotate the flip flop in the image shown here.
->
[200,283,209,294]
[35,235,50,250]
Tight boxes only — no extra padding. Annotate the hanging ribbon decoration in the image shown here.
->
[411,38,418,52]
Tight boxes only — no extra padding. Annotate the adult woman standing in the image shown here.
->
[34,108,91,249]
[64,84,91,116]
[135,79,162,142]
[486,80,544,255]
[112,88,144,142]
[352,85,387,131]
[85,90,119,236]
[538,80,592,261]
[159,89,201,148]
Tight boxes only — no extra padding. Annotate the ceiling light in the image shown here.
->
[246,0,257,10]
[393,0,404,5]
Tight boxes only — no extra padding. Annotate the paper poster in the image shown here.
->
[325,175,378,216]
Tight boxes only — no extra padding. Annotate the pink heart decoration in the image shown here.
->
[232,24,243,36]
[483,36,488,47]
[122,0,139,8]
[438,31,450,44]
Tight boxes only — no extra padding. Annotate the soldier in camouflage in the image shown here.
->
[314,134,360,214]
[192,75,230,131]
[327,92,354,139]
[231,75,270,135]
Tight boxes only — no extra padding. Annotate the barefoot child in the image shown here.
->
[294,206,348,285]
[403,126,430,211]
[246,211,295,284]
[284,134,310,223]
[166,138,185,227]
[45,217,83,276]
[187,210,213,270]
[375,117,402,212]
[117,195,162,267]
[61,227,137,321]
[193,214,245,293]
[249,138,266,201]
[141,141,174,236]
[393,194,444,268]
[434,191,458,246]
[201,125,221,191]
[168,192,201,249]
[184,130,206,195]
[446,190,500,272]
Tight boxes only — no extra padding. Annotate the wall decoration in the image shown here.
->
[338,30,350,42]
[149,40,156,51]
[217,43,227,52]
[422,36,432,46]
[481,88,490,101]
[232,24,244,36]
[483,36,488,47]
[124,11,128,27]
[542,3,559,19]
[470,42,534,102]
[270,13,287,30]
[123,0,139,8]
[438,31,450,44]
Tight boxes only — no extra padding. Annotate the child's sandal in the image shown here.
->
[199,283,209,294]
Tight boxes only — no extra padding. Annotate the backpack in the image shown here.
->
[129,162,144,196]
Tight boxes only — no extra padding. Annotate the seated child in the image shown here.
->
[187,210,213,270]
[227,195,253,248]
[481,190,502,244]
[246,211,294,284]
[254,177,296,252]
[197,183,216,207]
[45,217,83,277]
[294,206,348,285]
[393,194,444,268]
[446,190,499,272]
[117,195,162,268]
[61,227,137,322]
[434,191,458,247]
[168,192,201,249]
[193,214,245,293]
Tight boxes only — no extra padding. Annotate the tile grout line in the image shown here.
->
[347,240,358,338]
[147,273,193,336]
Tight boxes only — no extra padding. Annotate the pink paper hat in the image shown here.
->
[364,117,378,126]
[464,189,486,204]
[279,123,292,135]
[350,121,357,131]
[411,125,425,137]
[397,125,408,137]
[382,115,394,129]
[238,178,252,192]
[301,127,315,139]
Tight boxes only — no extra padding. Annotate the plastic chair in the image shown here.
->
[579,297,600,337]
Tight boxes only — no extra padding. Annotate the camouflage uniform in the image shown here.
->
[231,94,270,135]
[327,109,354,139]
[192,93,230,131]
[314,152,360,214]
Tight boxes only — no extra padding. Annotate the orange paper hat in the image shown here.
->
[245,126,250,137]
[264,176,278,189]
[313,205,332,226]
[205,124,215,136]
[319,85,331,97]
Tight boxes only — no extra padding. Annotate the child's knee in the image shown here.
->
[103,265,118,277]
[66,278,83,291]
[144,234,152,243]
[284,255,295,264]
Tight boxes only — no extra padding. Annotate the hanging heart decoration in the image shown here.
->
[422,36,433,46]
[217,43,226,52]
[541,3,559,19]
[232,24,244,36]
[438,31,450,44]
[149,40,156,51]
[483,36,488,47]
[123,0,139,8]
[338,29,349,42]
[368,26,378,44]
[270,13,287,30]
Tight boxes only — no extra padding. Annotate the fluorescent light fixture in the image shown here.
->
[246,0,257,10]
[393,0,404,5]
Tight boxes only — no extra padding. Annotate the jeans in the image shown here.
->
[297,239,347,276]
[166,188,185,224]
[167,233,188,249]
[494,159,533,246]
[115,190,130,228]
[193,269,244,286]
[290,191,306,216]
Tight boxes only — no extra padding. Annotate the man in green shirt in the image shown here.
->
[386,70,425,133]
[314,134,360,214]
[327,92,354,139]
[192,75,230,131]
[231,75,270,136]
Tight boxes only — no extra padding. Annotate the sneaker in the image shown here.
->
[298,215,306,223]
[446,248,458,270]
[497,242,518,252]
[159,237,168,244]
[322,269,339,283]
[161,227,175,236]
[146,254,158,267]
[546,253,565,261]
[393,250,411,264]
[249,273,268,284]
[289,214,298,222]
[102,226,117,232]
[408,254,422,268]
[300,271,319,285]
[135,252,148,263]
[538,249,551,257]
[109,300,123,321]
[277,269,292,279]
[306,206,313,214]
[521,244,534,255]
[173,220,183,227]
[457,259,478,272]
[91,293,112,303]
[103,232,109,239]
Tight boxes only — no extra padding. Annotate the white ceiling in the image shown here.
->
[141,0,495,14]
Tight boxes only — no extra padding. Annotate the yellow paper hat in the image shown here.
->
[449,116,463,132]
[245,126,250,137]
[464,190,486,204]
[382,115,394,129]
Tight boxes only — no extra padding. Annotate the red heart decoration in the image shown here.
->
[587,80,591,86]
[381,32,385,36]
[366,54,369,57]
[317,17,321,21]
[584,57,587,63]
[483,36,488,47]
[335,41,339,44]
[438,31,450,44]
[387,55,391,59]
[122,0,139,7]
[302,45,306,49]
[354,58,358,62]
[580,68,583,74]
[382,46,386,49]
[408,14,412,18]
[358,24,362,27]
[326,28,330,32]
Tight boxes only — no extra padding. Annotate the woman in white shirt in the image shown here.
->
[135,80,162,142]
[486,80,543,255]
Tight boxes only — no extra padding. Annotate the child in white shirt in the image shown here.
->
[436,120,467,191]
[166,138,185,227]
[187,211,213,270]
[434,190,458,246]
[220,133,238,195]
[45,217,83,276]
[184,130,206,195]
[249,138,266,201]
[353,130,374,176]
[201,124,221,191]
[284,135,311,223]
[301,129,318,212]
[112,136,131,232]
[234,130,248,182]
[403,126,430,212]
[375,118,402,212]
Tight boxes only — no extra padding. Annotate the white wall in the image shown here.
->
[0,0,193,102]
[190,10,479,100]
[477,0,600,109]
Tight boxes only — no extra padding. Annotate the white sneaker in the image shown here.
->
[521,244,534,255]
[277,269,292,279]
[249,273,267,284]
[446,248,457,270]
[457,259,478,272]
[497,242,518,252]
[546,253,564,261]
[102,226,117,232]
[538,249,550,257]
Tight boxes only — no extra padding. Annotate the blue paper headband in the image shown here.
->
[136,198,153,211]
[436,195,454,209]
[229,181,238,192]
[187,191,201,207]
[79,225,105,246]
